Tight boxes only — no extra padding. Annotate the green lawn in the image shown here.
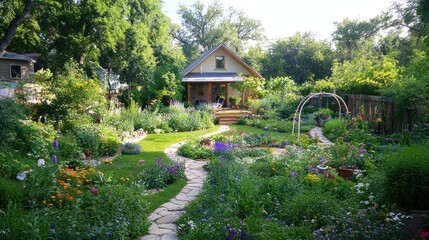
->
[97,125,220,179]
[96,125,220,211]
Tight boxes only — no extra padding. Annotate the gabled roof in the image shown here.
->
[181,43,262,78]
[0,51,35,62]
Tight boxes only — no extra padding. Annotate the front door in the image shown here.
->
[211,84,227,107]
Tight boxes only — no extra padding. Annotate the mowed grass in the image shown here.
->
[97,125,220,179]
[96,125,220,211]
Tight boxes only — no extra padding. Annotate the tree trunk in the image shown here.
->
[0,0,34,56]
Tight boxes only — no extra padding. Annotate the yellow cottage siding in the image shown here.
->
[189,49,253,75]
[0,59,32,81]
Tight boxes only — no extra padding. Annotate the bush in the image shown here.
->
[97,125,121,156]
[323,118,348,140]
[178,140,214,160]
[139,158,185,189]
[121,142,142,155]
[382,144,429,210]
[0,177,24,207]
[75,124,99,157]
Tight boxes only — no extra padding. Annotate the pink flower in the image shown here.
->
[90,188,98,195]
[239,130,246,135]
[139,160,145,164]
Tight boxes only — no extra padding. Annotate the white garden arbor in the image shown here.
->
[292,92,349,140]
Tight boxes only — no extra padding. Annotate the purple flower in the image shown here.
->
[90,188,99,195]
[53,139,59,148]
[50,223,56,230]
[289,172,298,177]
[358,149,367,154]
[214,141,230,151]
[263,126,269,131]
[52,155,58,164]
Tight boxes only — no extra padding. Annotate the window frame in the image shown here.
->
[215,55,225,69]
[10,65,22,79]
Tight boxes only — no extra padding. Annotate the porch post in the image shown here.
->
[187,83,191,104]
[208,82,212,102]
[225,83,228,107]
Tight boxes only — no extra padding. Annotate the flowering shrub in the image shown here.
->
[121,142,142,155]
[139,158,185,189]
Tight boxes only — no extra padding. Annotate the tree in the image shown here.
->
[329,40,400,95]
[332,16,390,61]
[262,32,333,84]
[173,0,263,60]
[0,0,34,55]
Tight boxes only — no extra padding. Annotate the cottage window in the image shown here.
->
[215,56,225,69]
[10,65,22,79]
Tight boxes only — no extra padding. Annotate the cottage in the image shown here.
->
[0,52,38,99]
[181,44,262,107]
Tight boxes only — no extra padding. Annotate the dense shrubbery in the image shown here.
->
[139,158,185,189]
[382,144,429,210]
[176,129,407,239]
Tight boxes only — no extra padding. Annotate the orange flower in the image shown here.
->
[75,190,83,195]
[68,196,74,201]
[63,185,68,190]
[50,196,56,199]
[56,193,64,197]
[48,203,53,207]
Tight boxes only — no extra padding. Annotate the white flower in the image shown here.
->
[16,172,27,181]
[37,159,45,167]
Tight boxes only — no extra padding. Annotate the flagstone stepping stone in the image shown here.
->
[140,125,230,240]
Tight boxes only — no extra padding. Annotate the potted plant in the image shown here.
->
[315,108,333,126]
[228,96,241,109]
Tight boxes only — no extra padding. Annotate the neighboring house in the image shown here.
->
[181,43,262,107]
[0,51,38,99]
[0,51,36,82]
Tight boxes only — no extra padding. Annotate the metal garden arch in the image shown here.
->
[292,92,349,140]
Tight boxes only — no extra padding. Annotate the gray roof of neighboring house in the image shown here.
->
[180,43,262,78]
[182,72,242,82]
[0,51,35,62]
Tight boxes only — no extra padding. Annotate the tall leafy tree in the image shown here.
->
[332,16,390,61]
[173,0,263,61]
[262,32,333,85]
[0,0,35,55]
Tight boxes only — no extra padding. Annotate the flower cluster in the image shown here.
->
[43,166,101,207]
[304,173,320,183]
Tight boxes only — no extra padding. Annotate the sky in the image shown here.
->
[162,0,395,42]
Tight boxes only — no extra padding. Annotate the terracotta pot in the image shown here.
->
[338,166,357,180]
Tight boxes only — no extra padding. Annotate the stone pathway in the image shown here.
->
[141,125,230,240]
[309,126,333,145]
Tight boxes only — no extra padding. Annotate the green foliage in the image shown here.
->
[0,99,26,147]
[329,50,400,95]
[174,1,263,58]
[139,158,185,189]
[74,124,120,158]
[262,33,333,84]
[230,76,265,99]
[382,144,429,210]
[323,118,348,140]
[178,140,214,160]
[36,62,107,131]
[228,96,241,105]
[0,177,24,207]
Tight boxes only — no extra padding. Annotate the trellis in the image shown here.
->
[292,93,349,140]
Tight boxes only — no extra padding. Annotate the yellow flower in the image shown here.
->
[272,167,276,171]
[50,196,56,199]
[304,174,320,183]
[48,203,53,207]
